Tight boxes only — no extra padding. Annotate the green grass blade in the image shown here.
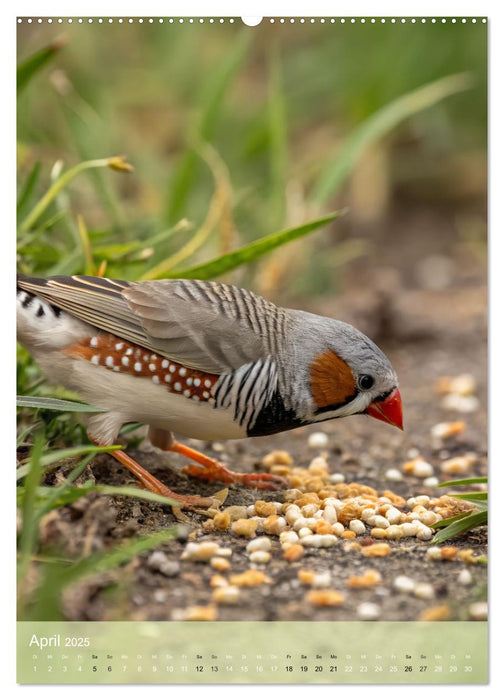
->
[432,511,472,530]
[35,456,95,516]
[18,433,45,572]
[166,32,251,224]
[171,210,344,280]
[432,509,487,544]
[437,477,487,487]
[17,39,65,93]
[17,395,105,413]
[449,492,487,501]
[17,161,42,219]
[16,444,122,480]
[311,73,474,205]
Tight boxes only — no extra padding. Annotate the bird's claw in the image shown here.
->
[182,462,288,491]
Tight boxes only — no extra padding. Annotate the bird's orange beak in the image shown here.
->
[364,387,403,430]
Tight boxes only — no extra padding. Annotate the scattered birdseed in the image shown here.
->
[229,570,271,587]
[216,547,232,557]
[458,569,473,585]
[361,543,391,557]
[210,557,231,572]
[329,473,345,484]
[469,601,487,620]
[254,500,277,517]
[210,574,228,587]
[423,476,439,488]
[308,431,329,449]
[419,605,451,621]
[231,519,258,538]
[441,394,479,413]
[212,586,240,605]
[312,571,332,588]
[181,542,220,561]
[349,519,366,535]
[431,421,466,441]
[413,582,435,599]
[262,450,293,468]
[440,546,459,560]
[283,544,305,561]
[246,537,272,553]
[306,590,345,607]
[436,373,476,396]
[249,550,271,564]
[426,546,443,561]
[347,569,382,589]
[298,569,316,585]
[402,457,434,478]
[213,512,231,530]
[457,549,480,565]
[172,604,217,621]
[385,468,403,481]
[262,515,288,535]
[223,505,249,521]
[394,575,415,593]
[357,602,381,620]
[440,454,477,475]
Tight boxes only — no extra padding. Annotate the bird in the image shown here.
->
[17,274,403,511]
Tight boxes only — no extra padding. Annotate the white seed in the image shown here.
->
[407,447,420,459]
[423,476,439,487]
[406,497,417,509]
[441,394,479,413]
[213,586,240,604]
[215,547,232,557]
[308,431,329,448]
[330,473,345,484]
[332,522,345,536]
[416,525,434,541]
[373,515,390,529]
[249,550,271,564]
[349,519,366,535]
[246,505,256,517]
[360,508,376,523]
[298,535,320,548]
[298,527,313,539]
[386,525,403,540]
[385,468,403,481]
[181,542,220,561]
[285,505,301,525]
[279,530,299,545]
[458,569,473,586]
[301,503,319,518]
[320,534,338,547]
[418,511,439,526]
[246,537,272,553]
[357,602,381,620]
[323,505,337,524]
[426,546,443,561]
[312,571,331,588]
[412,460,434,478]
[441,455,476,475]
[469,601,487,620]
[414,582,435,599]
[416,495,431,506]
[401,522,420,537]
[394,575,415,593]
[323,498,343,510]
[385,507,401,525]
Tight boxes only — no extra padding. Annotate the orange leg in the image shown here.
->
[109,449,216,510]
[170,441,288,491]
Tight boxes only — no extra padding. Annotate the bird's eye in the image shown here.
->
[358,374,374,391]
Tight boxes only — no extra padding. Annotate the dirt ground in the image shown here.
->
[32,209,488,623]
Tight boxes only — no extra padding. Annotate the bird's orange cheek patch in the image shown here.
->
[310,350,357,410]
[63,333,219,402]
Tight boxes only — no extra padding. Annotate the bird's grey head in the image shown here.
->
[287,311,402,429]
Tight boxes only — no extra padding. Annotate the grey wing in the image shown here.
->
[17,275,286,374]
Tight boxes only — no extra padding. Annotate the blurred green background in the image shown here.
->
[17,19,487,300]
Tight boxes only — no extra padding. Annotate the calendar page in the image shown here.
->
[16,14,488,685]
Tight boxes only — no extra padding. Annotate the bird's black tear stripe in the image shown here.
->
[314,391,358,416]
[247,390,307,437]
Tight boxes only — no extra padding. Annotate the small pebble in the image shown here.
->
[147,552,181,578]
[385,468,403,481]
[249,550,271,564]
[308,431,329,448]
[394,575,415,593]
[213,586,240,605]
[357,602,381,620]
[458,569,473,586]
[414,582,435,599]
[246,537,272,553]
[469,601,488,620]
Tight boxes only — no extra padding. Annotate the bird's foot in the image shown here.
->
[182,461,288,491]
[109,448,217,511]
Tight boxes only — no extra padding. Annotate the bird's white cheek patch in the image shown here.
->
[63,333,219,403]
[310,350,357,410]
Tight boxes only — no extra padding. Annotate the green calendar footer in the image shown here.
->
[17,621,488,683]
